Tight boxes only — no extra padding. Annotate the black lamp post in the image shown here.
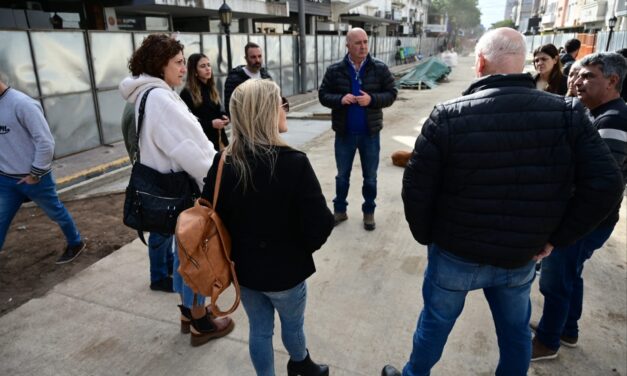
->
[372,25,378,57]
[219,0,233,72]
[606,15,618,51]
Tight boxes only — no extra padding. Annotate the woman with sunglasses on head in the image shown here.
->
[180,53,230,151]
[201,79,334,376]
[533,44,567,95]
[119,34,233,347]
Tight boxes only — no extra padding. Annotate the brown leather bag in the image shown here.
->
[391,150,412,167]
[176,154,240,317]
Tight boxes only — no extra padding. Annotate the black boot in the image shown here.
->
[287,350,329,376]
[381,365,401,376]
[178,305,192,334]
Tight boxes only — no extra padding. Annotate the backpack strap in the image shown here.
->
[210,259,241,317]
[210,153,241,317]
[212,152,226,207]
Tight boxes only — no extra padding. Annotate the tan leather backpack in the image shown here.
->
[176,154,240,317]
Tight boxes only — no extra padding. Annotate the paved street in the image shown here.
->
[0,56,625,376]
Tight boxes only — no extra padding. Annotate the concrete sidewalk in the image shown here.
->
[1,57,625,376]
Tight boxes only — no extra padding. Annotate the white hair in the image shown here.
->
[475,28,526,64]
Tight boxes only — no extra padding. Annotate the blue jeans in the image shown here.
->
[240,282,308,376]
[172,239,206,308]
[333,133,380,214]
[0,173,81,251]
[147,232,174,283]
[536,226,614,350]
[403,244,536,376]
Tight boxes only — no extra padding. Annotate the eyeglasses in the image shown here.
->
[281,96,289,113]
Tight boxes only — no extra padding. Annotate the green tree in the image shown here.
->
[490,19,516,29]
[431,0,481,29]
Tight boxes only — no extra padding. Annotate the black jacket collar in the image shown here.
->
[343,53,372,69]
[462,73,535,96]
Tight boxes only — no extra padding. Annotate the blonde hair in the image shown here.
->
[226,79,288,190]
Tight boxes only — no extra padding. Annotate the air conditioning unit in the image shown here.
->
[25,1,43,10]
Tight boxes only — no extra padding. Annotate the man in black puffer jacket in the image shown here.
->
[381,28,624,376]
[318,27,397,231]
[223,42,271,116]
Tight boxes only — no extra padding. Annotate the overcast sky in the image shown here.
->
[478,0,507,28]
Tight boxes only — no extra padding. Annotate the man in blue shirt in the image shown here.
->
[319,27,397,231]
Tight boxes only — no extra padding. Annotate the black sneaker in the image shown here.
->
[56,241,86,264]
[150,277,175,293]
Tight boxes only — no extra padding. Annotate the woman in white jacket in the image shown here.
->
[119,34,234,347]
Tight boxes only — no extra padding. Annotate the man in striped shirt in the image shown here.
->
[532,52,627,361]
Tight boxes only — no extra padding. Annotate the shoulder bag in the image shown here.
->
[123,87,200,243]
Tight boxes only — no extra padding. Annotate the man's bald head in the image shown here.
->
[346,27,369,63]
[346,27,367,43]
[474,27,527,77]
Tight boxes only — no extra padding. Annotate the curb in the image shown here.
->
[56,156,130,190]
[57,164,131,201]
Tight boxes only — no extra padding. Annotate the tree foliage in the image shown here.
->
[490,19,516,29]
[430,0,481,29]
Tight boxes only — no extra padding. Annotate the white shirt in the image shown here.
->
[119,74,216,190]
[243,67,261,79]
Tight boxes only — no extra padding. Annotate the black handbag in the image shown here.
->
[123,87,200,243]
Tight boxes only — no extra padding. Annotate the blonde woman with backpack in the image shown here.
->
[201,79,334,376]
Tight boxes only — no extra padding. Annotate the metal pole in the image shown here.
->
[226,25,232,72]
[298,0,307,93]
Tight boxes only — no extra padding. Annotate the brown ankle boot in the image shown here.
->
[189,312,234,347]
[178,304,216,334]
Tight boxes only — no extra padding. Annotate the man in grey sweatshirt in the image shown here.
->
[0,78,85,264]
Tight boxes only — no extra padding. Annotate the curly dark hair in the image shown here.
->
[128,34,184,77]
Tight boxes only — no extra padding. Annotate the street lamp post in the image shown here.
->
[606,15,618,51]
[372,25,378,57]
[219,0,233,72]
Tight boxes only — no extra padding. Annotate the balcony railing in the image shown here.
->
[424,23,446,33]
[579,0,608,23]
[541,13,556,25]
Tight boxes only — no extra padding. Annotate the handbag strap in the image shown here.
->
[212,152,226,208]
[133,87,157,163]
